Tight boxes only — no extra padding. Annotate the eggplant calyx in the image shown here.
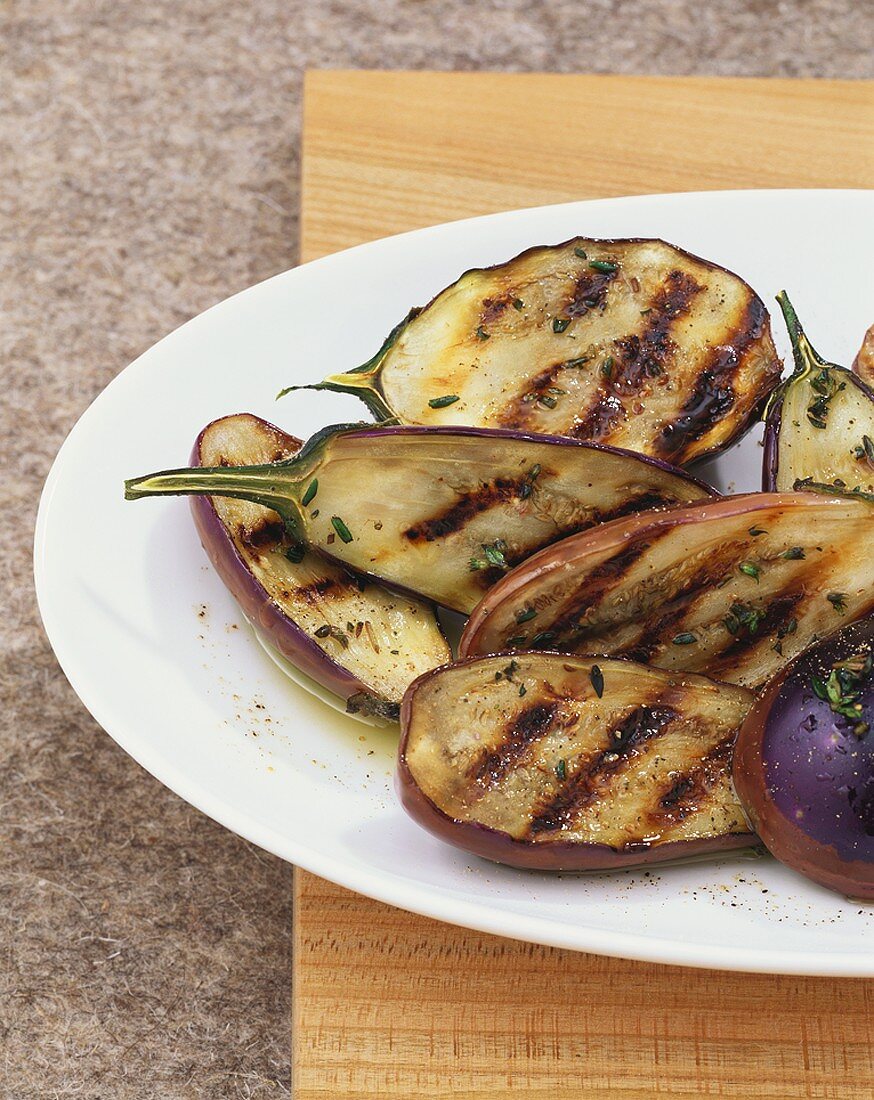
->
[276,311,417,423]
[792,477,874,504]
[776,290,842,379]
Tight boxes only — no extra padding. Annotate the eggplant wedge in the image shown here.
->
[764,293,874,494]
[284,238,782,466]
[127,423,713,615]
[398,653,755,870]
[191,414,450,718]
[460,493,874,689]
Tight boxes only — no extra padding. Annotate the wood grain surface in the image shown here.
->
[295,71,874,1099]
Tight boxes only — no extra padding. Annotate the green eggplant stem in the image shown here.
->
[124,463,306,532]
[775,290,828,379]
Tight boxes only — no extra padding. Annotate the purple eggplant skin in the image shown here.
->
[763,292,874,494]
[397,653,756,871]
[733,617,874,899]
[190,418,362,703]
[189,414,450,718]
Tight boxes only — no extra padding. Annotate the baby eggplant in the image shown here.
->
[733,616,874,899]
[460,493,874,689]
[764,293,874,495]
[397,653,755,870]
[285,238,781,466]
[127,423,713,615]
[189,414,450,719]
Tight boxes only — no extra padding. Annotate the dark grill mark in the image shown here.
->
[295,577,340,603]
[567,268,615,317]
[470,702,558,787]
[404,477,526,542]
[646,736,735,830]
[544,538,661,639]
[239,518,285,550]
[527,705,677,836]
[480,295,516,326]
[570,394,626,441]
[657,296,767,461]
[566,269,703,441]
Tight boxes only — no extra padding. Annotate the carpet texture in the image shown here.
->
[3,2,872,1096]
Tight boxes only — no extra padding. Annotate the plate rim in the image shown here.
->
[34,188,874,976]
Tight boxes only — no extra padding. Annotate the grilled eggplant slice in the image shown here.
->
[398,654,755,870]
[285,238,782,466]
[191,414,449,717]
[127,423,713,615]
[764,293,874,494]
[460,493,874,689]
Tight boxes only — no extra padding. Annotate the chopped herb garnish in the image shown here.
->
[563,356,590,369]
[516,606,537,623]
[777,618,798,639]
[531,631,557,648]
[806,369,844,429]
[640,307,652,315]
[552,317,571,333]
[529,463,541,480]
[748,526,767,537]
[476,325,490,341]
[810,649,872,736]
[600,356,614,380]
[285,543,306,564]
[301,479,319,507]
[519,683,527,697]
[507,635,527,647]
[793,478,874,503]
[589,259,618,274]
[782,546,805,560]
[827,592,848,614]
[310,509,319,518]
[555,758,567,780]
[512,297,524,310]
[739,561,760,582]
[723,601,765,637]
[428,393,460,408]
[494,658,519,682]
[853,435,874,462]
[314,624,331,638]
[672,632,697,645]
[470,539,509,572]
[538,394,558,409]
[331,516,354,543]
[574,247,588,260]
[590,664,604,698]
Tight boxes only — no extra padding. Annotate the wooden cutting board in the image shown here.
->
[295,72,874,1100]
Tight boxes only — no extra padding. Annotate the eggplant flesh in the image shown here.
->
[288,238,782,466]
[764,293,874,494]
[460,493,874,690]
[128,424,713,615]
[853,323,874,388]
[398,654,754,870]
[193,415,450,715]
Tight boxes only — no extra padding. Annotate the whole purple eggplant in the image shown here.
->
[127,423,713,614]
[763,292,874,497]
[189,414,450,719]
[733,615,874,899]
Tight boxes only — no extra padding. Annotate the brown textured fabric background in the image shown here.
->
[3,2,872,1095]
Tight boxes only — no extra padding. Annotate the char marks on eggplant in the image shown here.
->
[460,493,874,689]
[398,654,754,869]
[286,238,782,466]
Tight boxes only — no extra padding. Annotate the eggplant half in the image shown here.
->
[764,293,874,495]
[734,615,874,899]
[460,493,874,689]
[283,238,781,467]
[190,414,450,718]
[398,653,755,870]
[127,423,713,615]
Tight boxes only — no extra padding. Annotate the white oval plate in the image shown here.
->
[35,190,874,975]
